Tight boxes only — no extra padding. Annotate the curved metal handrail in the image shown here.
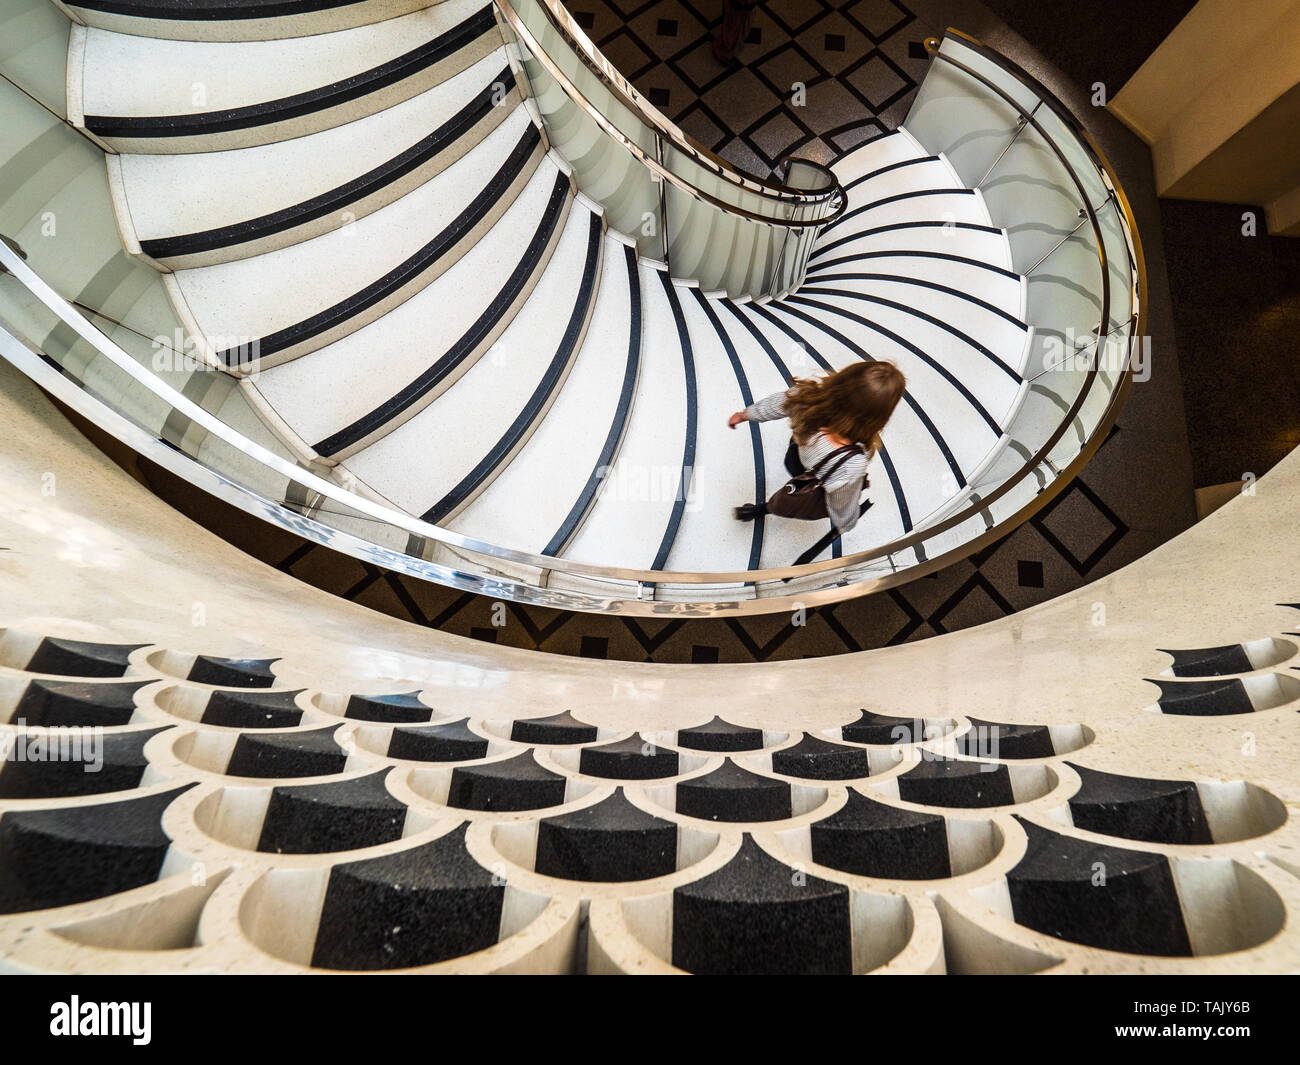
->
[504,0,843,206]
[494,0,845,229]
[0,28,1144,613]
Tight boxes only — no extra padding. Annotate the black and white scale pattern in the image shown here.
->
[1,627,1294,973]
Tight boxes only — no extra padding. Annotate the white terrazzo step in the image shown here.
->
[829,128,928,187]
[660,286,760,574]
[76,0,496,151]
[807,252,1025,321]
[796,283,1027,418]
[560,264,688,570]
[251,155,566,454]
[448,236,640,555]
[63,0,434,43]
[169,105,536,363]
[116,48,515,267]
[341,203,600,519]
[839,156,962,214]
[809,223,1013,273]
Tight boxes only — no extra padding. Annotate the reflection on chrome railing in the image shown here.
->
[493,0,845,298]
[0,28,1143,617]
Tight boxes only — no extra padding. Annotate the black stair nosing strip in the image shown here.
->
[141,69,516,262]
[312,166,568,457]
[761,298,970,492]
[70,0,381,19]
[807,247,1021,283]
[805,272,1029,335]
[798,282,1025,382]
[650,272,698,573]
[693,290,764,573]
[422,212,604,524]
[219,122,541,369]
[811,219,1004,265]
[720,299,794,386]
[785,293,1005,439]
[821,187,978,236]
[83,5,498,140]
[842,154,942,193]
[740,300,914,530]
[542,242,642,557]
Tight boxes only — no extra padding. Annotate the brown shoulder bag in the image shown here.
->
[766,442,864,521]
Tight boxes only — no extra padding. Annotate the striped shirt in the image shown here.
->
[744,388,871,534]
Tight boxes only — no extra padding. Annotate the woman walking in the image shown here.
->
[729,361,906,538]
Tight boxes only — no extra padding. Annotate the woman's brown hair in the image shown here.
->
[785,360,906,453]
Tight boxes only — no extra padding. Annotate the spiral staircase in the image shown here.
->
[0,0,1140,615]
[3,0,1299,984]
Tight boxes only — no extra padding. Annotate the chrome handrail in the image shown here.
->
[506,0,843,206]
[0,29,1144,612]
[494,0,846,228]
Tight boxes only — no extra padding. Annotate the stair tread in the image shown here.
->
[172,105,532,352]
[560,265,686,569]
[344,203,598,516]
[253,154,560,449]
[81,1,483,120]
[448,236,638,554]
[118,48,510,247]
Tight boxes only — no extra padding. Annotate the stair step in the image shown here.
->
[449,237,641,556]
[661,285,760,573]
[178,108,539,372]
[66,0,434,43]
[828,128,923,186]
[80,0,497,152]
[254,156,565,456]
[559,264,688,570]
[124,50,517,268]
[344,204,601,520]
[840,156,962,214]
[810,220,1013,273]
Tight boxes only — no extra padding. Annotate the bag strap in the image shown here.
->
[808,443,863,483]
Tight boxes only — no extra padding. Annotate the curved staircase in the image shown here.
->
[73,0,1036,579]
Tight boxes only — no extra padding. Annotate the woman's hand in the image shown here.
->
[727,410,748,430]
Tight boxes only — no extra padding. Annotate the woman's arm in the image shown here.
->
[736,390,791,425]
